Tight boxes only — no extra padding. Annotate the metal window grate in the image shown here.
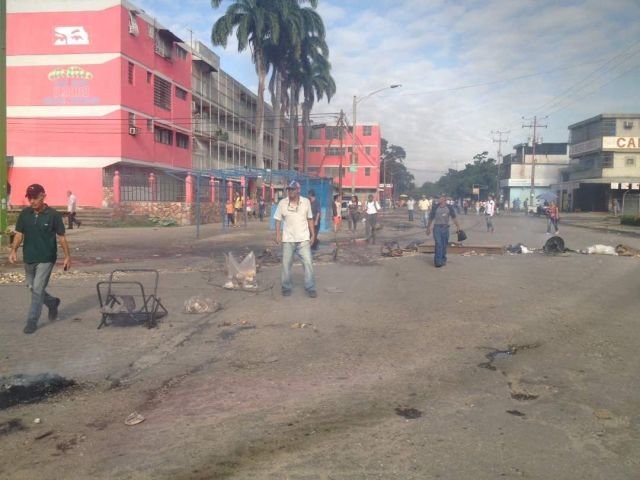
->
[127,62,134,84]
[154,76,172,111]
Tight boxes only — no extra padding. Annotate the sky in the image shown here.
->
[135,0,640,185]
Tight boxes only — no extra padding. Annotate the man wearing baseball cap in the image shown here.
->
[9,184,71,334]
[273,180,317,297]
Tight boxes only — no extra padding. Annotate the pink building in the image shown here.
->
[299,123,382,196]
[7,0,192,207]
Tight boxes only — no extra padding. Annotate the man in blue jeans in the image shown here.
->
[9,184,71,334]
[274,181,317,297]
[426,194,460,268]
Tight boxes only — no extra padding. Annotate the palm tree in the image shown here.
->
[211,0,285,169]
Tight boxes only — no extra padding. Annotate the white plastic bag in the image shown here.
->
[226,251,257,289]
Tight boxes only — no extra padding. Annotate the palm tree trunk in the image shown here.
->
[302,102,311,173]
[255,53,266,169]
[288,85,299,170]
[271,71,282,170]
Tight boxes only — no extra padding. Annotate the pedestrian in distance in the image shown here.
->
[66,190,81,229]
[9,184,71,334]
[348,194,360,233]
[274,181,317,298]
[258,196,266,221]
[364,194,381,244]
[407,196,415,221]
[332,194,342,233]
[426,193,461,268]
[308,189,321,251]
[547,201,560,235]
[485,195,495,233]
[225,198,236,227]
[418,195,430,228]
[463,199,469,215]
[234,192,243,225]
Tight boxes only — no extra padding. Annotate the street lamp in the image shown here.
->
[351,84,401,195]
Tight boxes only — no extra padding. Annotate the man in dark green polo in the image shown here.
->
[9,184,71,334]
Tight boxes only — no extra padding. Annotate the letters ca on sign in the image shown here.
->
[603,137,640,149]
[54,27,89,46]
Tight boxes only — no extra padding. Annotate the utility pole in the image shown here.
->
[522,116,547,211]
[0,0,8,246]
[350,95,357,196]
[491,130,509,202]
[338,110,345,197]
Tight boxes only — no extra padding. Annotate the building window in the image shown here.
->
[365,167,371,176]
[176,132,189,149]
[363,125,372,136]
[128,112,136,127]
[128,11,139,35]
[324,167,340,178]
[325,126,342,139]
[154,36,172,60]
[154,125,173,145]
[601,152,614,168]
[309,128,321,139]
[326,147,345,156]
[127,62,134,85]
[176,46,187,60]
[601,119,616,136]
[626,157,636,167]
[365,146,371,155]
[147,118,153,131]
[623,121,634,130]
[154,76,172,111]
[307,166,320,175]
[146,71,152,83]
[175,86,187,100]
[309,146,322,153]
[148,24,155,38]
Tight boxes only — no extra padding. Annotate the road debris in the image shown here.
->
[124,412,146,426]
[615,244,640,257]
[290,322,312,329]
[226,251,258,289]
[395,407,423,419]
[34,430,55,441]
[593,408,613,419]
[0,373,75,410]
[581,244,617,255]
[184,296,222,314]
[0,419,25,436]
[506,410,526,417]
[543,236,566,254]
[325,286,345,293]
[381,241,403,257]
[506,243,532,254]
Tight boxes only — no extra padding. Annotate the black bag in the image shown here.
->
[457,230,467,242]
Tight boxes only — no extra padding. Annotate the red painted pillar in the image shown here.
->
[113,170,121,204]
[210,178,216,203]
[149,173,157,201]
[227,181,233,200]
[261,184,266,200]
[185,174,193,204]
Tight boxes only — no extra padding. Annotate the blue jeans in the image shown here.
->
[408,210,414,221]
[433,225,450,267]
[24,262,57,327]
[422,212,429,228]
[281,241,315,292]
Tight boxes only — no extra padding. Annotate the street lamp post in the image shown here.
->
[351,84,401,196]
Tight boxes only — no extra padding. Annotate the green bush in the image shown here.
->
[620,215,640,226]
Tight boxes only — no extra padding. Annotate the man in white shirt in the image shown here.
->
[66,190,81,229]
[274,181,317,298]
[406,197,415,221]
[364,194,381,244]
[485,195,495,233]
[418,195,431,228]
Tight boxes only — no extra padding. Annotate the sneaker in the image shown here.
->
[48,298,61,321]
[282,290,292,297]
[23,324,37,334]
[307,290,317,298]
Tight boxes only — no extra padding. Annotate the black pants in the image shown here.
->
[311,222,320,250]
[68,212,80,229]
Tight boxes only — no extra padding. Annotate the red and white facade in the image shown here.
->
[299,123,381,195]
[7,0,193,207]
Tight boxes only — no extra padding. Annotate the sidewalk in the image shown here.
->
[556,212,640,237]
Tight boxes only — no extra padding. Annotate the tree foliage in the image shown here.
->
[416,151,497,199]
[380,138,414,194]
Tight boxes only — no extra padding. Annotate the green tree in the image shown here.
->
[427,151,497,199]
[211,0,286,169]
[380,138,414,194]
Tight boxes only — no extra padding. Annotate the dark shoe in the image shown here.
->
[282,290,292,297]
[77,221,82,228]
[48,298,61,321]
[307,290,317,298]
[23,324,37,334]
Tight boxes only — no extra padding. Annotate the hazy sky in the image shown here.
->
[136,0,640,184]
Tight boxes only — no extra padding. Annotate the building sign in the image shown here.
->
[603,137,640,150]
[569,138,601,156]
[633,183,640,190]
[54,26,89,45]
[611,183,619,189]
[43,66,100,105]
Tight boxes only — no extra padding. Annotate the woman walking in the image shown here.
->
[348,195,360,233]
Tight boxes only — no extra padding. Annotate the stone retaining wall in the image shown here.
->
[113,202,223,226]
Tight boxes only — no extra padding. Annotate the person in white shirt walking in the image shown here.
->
[485,195,495,233]
[274,181,317,298]
[364,194,381,244]
[66,190,81,229]
[406,196,415,221]
[418,195,431,228]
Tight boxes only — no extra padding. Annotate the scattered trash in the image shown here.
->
[226,251,258,289]
[184,296,222,314]
[461,250,478,256]
[325,286,345,293]
[256,248,280,266]
[506,243,531,254]
[381,241,403,257]
[34,430,55,441]
[0,373,75,410]
[124,412,145,426]
[506,410,526,417]
[581,244,617,256]
[0,419,25,436]
[615,244,640,257]
[543,236,566,254]
[395,407,423,419]
[290,322,311,329]
[33,418,41,424]
[403,240,422,252]
[594,408,613,420]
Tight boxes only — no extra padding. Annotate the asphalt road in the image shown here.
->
[1,212,639,479]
